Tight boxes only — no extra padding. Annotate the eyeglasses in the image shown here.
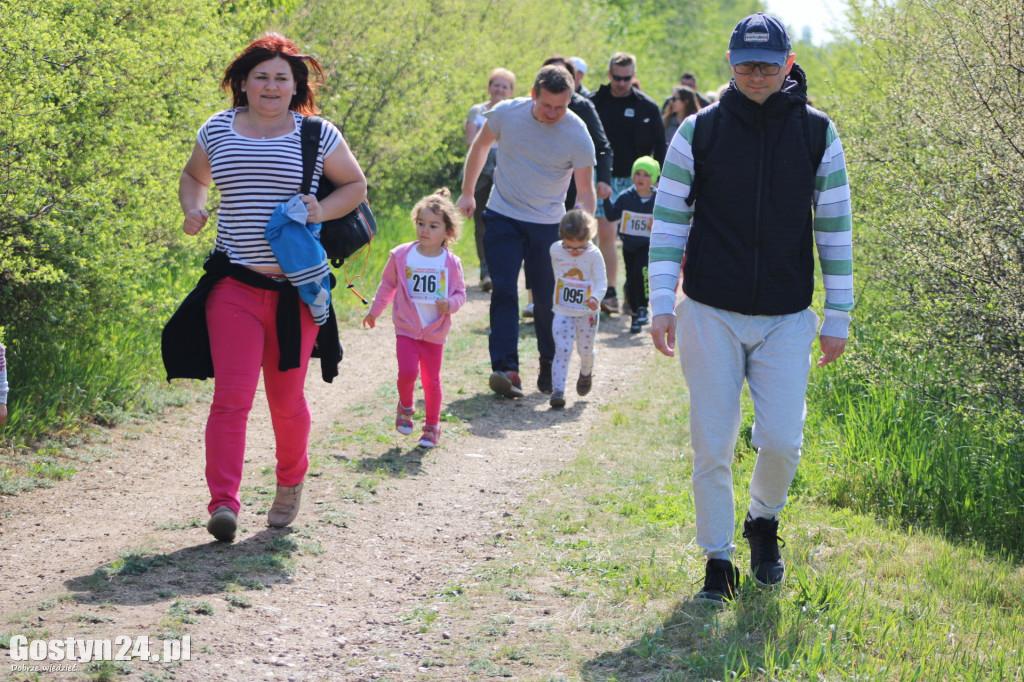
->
[610,73,634,83]
[733,62,783,76]
[562,244,588,253]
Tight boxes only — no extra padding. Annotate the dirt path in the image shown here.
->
[0,285,654,681]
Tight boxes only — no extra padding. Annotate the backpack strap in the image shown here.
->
[686,102,719,207]
[299,115,324,196]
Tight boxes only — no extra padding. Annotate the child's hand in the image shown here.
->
[361,314,376,329]
[586,297,599,311]
[436,298,450,315]
[0,404,6,425]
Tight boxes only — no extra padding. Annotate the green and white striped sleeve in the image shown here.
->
[648,115,696,318]
[813,121,854,339]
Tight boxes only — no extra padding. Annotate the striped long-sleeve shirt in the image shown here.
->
[649,113,854,339]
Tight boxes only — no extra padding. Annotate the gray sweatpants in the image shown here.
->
[677,297,818,560]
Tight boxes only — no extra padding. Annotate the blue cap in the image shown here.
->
[728,13,791,66]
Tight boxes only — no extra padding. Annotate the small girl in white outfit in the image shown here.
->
[548,209,607,408]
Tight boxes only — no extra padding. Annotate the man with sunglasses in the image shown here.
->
[589,52,666,314]
[649,13,854,603]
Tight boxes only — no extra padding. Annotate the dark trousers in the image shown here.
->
[623,244,650,314]
[482,209,559,372]
[473,173,492,279]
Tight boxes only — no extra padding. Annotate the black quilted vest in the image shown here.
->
[683,66,827,316]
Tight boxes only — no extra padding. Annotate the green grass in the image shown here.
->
[803,345,1024,558]
[437,344,1024,680]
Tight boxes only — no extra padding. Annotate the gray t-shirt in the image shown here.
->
[485,97,596,224]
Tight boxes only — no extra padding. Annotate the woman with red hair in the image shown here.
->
[173,33,366,542]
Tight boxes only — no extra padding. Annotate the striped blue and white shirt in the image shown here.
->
[198,109,342,268]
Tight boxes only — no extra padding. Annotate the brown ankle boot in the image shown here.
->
[267,482,304,527]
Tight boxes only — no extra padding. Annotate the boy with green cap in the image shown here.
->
[602,155,660,333]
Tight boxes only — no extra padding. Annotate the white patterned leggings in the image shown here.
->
[551,312,600,393]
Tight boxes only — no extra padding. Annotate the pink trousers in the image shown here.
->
[396,335,444,426]
[205,277,318,514]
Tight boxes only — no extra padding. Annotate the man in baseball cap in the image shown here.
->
[569,57,589,96]
[649,11,855,604]
[727,12,796,103]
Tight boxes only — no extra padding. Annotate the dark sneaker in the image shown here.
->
[549,391,565,408]
[637,306,649,325]
[693,558,740,604]
[489,370,524,398]
[207,506,237,542]
[742,513,787,587]
[522,303,535,318]
[600,295,619,314]
[576,373,593,396]
[480,276,492,292]
[537,358,553,394]
[629,316,643,334]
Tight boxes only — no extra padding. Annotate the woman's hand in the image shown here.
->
[183,209,209,236]
[436,298,450,315]
[300,195,324,224]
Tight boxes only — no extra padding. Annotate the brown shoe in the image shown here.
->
[268,482,304,528]
[576,373,593,396]
[207,506,237,542]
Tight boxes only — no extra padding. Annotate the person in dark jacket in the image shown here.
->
[589,52,666,313]
[541,56,612,209]
[648,13,854,604]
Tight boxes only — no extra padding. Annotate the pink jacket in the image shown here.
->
[368,242,466,344]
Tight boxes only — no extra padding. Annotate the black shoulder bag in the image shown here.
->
[299,116,376,268]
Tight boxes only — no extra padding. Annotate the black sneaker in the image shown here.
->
[694,558,740,604]
[576,373,592,396]
[637,306,649,325]
[742,513,787,587]
[629,316,643,334]
[537,358,553,394]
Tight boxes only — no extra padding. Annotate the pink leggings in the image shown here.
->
[205,277,318,514]
[396,335,444,426]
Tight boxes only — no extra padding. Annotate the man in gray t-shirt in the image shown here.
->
[458,65,596,399]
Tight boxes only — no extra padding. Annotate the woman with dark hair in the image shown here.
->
[663,85,702,144]
[464,68,515,292]
[173,33,366,542]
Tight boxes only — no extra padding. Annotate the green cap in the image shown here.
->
[631,155,660,183]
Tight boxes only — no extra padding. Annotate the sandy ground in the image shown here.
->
[0,284,656,681]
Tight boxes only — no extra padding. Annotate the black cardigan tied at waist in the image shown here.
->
[161,249,342,383]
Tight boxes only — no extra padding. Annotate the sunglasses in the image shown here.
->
[733,62,783,76]
[610,73,634,83]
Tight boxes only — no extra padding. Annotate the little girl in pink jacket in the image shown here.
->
[363,189,466,448]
